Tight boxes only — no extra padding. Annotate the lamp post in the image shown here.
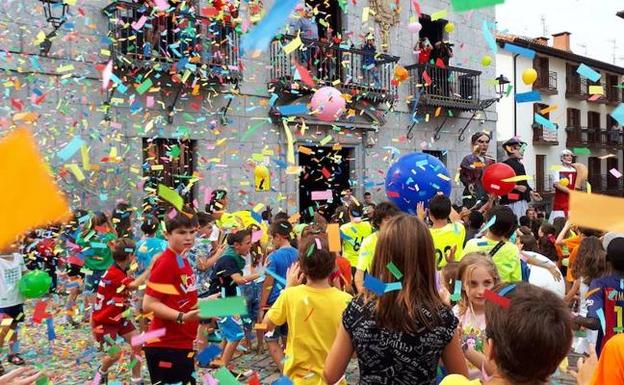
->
[38,0,69,56]
[617,10,624,19]
[495,74,510,98]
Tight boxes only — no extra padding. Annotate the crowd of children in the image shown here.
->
[1,185,624,385]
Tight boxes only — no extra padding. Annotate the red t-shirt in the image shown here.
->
[144,248,198,349]
[552,166,577,212]
[92,264,134,325]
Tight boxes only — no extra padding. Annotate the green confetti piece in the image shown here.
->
[199,296,248,318]
[573,147,591,155]
[213,367,241,385]
[128,358,139,370]
[386,262,403,280]
[451,0,505,12]
[319,135,333,146]
[136,78,153,95]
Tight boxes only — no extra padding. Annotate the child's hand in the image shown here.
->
[0,366,43,385]
[571,345,597,385]
[416,202,426,220]
[286,262,304,288]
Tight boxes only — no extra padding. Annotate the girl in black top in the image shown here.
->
[324,214,467,385]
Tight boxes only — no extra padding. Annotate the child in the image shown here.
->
[60,209,88,326]
[135,215,167,275]
[340,202,373,275]
[258,220,298,370]
[91,238,149,385]
[429,194,466,270]
[264,235,353,384]
[461,205,522,282]
[575,232,624,357]
[536,222,559,262]
[142,208,200,385]
[78,212,117,317]
[464,210,484,246]
[324,214,467,384]
[207,229,260,369]
[354,201,401,293]
[0,241,28,374]
[483,282,572,385]
[569,236,606,354]
[515,232,565,297]
[454,253,500,380]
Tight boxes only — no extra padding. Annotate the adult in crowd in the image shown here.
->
[499,137,541,220]
[459,132,495,209]
[550,149,577,222]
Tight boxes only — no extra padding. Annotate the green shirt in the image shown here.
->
[461,237,521,282]
[340,221,373,267]
[79,232,116,271]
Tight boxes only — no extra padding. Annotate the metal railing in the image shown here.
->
[534,70,557,93]
[269,35,399,102]
[103,1,241,81]
[566,75,589,99]
[589,174,624,196]
[532,124,558,144]
[406,63,481,110]
[566,127,623,147]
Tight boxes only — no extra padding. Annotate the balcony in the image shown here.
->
[406,64,481,110]
[589,174,624,197]
[102,1,241,84]
[268,35,399,103]
[565,127,623,148]
[566,76,589,100]
[532,123,559,145]
[533,71,557,95]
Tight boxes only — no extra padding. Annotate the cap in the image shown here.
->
[603,232,624,253]
[502,137,526,148]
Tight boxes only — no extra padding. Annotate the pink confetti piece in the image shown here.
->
[251,229,263,243]
[131,327,167,346]
[102,60,112,91]
[311,190,333,201]
[154,0,169,11]
[146,96,155,108]
[610,168,623,179]
[131,15,147,31]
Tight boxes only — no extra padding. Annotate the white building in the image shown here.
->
[0,0,498,219]
[496,32,624,209]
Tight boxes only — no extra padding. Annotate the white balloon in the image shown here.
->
[408,22,422,33]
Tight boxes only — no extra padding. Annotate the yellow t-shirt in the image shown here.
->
[340,221,373,266]
[356,232,378,272]
[267,285,352,385]
[430,222,466,269]
[461,238,522,282]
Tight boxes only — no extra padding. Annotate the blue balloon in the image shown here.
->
[385,152,452,213]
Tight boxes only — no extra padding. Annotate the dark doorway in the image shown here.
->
[305,0,342,38]
[299,146,353,222]
[142,138,196,216]
[607,157,619,194]
[587,157,602,191]
[419,14,447,45]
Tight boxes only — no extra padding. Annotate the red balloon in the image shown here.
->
[482,163,516,196]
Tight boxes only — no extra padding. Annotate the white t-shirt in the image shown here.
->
[525,251,565,298]
[0,253,26,308]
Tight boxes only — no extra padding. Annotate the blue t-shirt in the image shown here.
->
[266,246,298,304]
[587,273,624,356]
[135,237,167,274]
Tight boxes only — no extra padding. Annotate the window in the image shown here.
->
[142,138,196,212]
[606,74,620,103]
[533,56,549,88]
[533,103,555,142]
[566,63,587,98]
[587,111,601,143]
[536,154,546,192]
[567,108,581,127]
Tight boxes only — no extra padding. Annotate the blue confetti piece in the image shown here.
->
[364,274,386,296]
[611,103,624,126]
[265,269,287,288]
[503,43,536,59]
[46,317,56,341]
[482,20,497,54]
[450,280,462,301]
[576,64,601,82]
[176,254,184,268]
[240,0,300,57]
[534,113,556,129]
[273,376,294,385]
[499,284,516,296]
[515,91,542,103]
[197,344,222,366]
[277,104,310,116]
[384,281,403,293]
[477,215,497,237]
[57,136,86,161]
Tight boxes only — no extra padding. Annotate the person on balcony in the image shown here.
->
[288,5,318,70]
[431,40,454,97]
[499,138,542,220]
[415,37,433,65]
[361,35,381,89]
[459,132,495,209]
[550,149,577,223]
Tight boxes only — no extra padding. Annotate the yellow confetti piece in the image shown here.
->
[589,85,604,95]
[56,64,75,73]
[80,145,90,171]
[501,175,533,183]
[437,173,451,181]
[66,164,85,182]
[282,120,295,165]
[146,282,180,295]
[283,34,302,54]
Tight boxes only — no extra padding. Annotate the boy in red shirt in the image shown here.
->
[91,238,149,385]
[142,209,200,385]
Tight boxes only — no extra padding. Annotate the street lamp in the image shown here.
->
[495,74,510,98]
[38,0,69,56]
[617,10,624,19]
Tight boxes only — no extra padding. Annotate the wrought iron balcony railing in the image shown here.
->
[532,124,559,145]
[565,126,623,148]
[103,1,241,83]
[566,76,589,99]
[406,63,481,110]
[268,35,399,103]
[534,70,557,95]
